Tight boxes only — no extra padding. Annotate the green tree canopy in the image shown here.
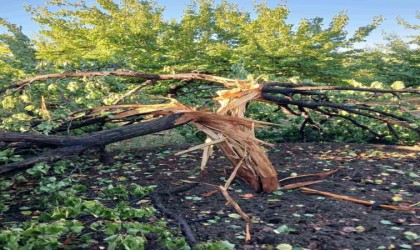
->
[17,0,384,82]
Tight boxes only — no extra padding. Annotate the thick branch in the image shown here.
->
[261,93,419,133]
[1,113,185,147]
[315,108,383,138]
[1,71,239,94]
[263,83,420,94]
[0,146,86,175]
[0,113,188,174]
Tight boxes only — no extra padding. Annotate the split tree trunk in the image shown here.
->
[2,71,417,193]
[0,112,280,192]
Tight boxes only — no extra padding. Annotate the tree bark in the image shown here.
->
[0,113,187,174]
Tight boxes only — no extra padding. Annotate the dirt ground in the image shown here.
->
[112,143,420,249]
[1,143,419,249]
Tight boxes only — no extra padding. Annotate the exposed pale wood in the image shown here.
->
[219,185,252,222]
[175,111,279,192]
[224,154,247,189]
[300,187,419,211]
[281,180,324,190]
[245,223,251,242]
[175,137,226,156]
[279,169,338,183]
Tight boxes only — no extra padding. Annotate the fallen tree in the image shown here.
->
[0,113,187,174]
[1,71,419,192]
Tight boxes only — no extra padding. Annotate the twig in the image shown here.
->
[151,194,197,247]
[112,80,155,104]
[67,166,82,178]
[166,214,229,226]
[158,183,200,196]
[280,105,302,116]
[219,185,252,222]
[279,169,338,183]
[281,180,324,190]
[298,106,322,141]
[201,189,220,197]
[301,187,374,205]
[182,180,253,222]
[1,71,240,95]
[245,223,251,242]
[263,94,419,133]
[387,123,401,142]
[263,94,413,122]
[175,137,226,156]
[315,108,383,138]
[300,187,419,211]
[128,183,199,204]
[224,154,247,189]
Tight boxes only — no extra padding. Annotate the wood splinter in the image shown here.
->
[300,187,419,211]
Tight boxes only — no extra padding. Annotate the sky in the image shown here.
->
[0,0,418,47]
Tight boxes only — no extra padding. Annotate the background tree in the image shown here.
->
[238,4,383,83]
[350,12,419,88]
[22,0,383,80]
[27,0,165,71]
[0,18,37,83]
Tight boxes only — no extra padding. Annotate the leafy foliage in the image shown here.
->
[19,0,383,80]
[0,0,417,144]
[0,155,193,249]
[0,18,37,75]
[351,12,420,87]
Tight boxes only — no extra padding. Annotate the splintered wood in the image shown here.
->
[175,111,279,192]
[175,81,279,192]
[300,187,419,212]
[130,82,279,192]
[198,81,262,169]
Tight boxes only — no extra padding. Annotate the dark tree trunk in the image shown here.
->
[0,113,187,175]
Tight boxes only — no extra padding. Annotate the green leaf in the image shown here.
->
[228,213,241,219]
[69,221,84,233]
[275,225,297,234]
[276,243,293,250]
[380,220,392,225]
[83,200,97,210]
[408,172,419,178]
[390,81,405,90]
[217,240,235,250]
[272,191,284,196]
[400,244,412,249]
[185,196,202,201]
[404,231,418,241]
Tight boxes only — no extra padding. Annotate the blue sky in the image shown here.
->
[0,0,418,47]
